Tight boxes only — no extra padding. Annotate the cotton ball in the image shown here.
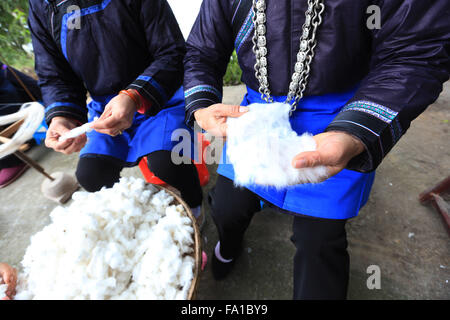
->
[175,288,189,300]
[227,102,328,187]
[156,206,195,256]
[142,210,161,225]
[159,245,183,284]
[136,189,152,205]
[164,286,178,300]
[179,256,195,287]
[71,190,90,202]
[13,276,33,300]
[151,191,174,213]
[103,242,127,270]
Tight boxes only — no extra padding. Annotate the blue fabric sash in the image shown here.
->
[217,86,376,219]
[80,87,193,167]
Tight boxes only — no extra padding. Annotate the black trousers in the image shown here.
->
[75,150,203,208]
[209,175,349,300]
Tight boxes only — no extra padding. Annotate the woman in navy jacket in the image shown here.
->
[184,0,450,299]
[28,0,203,221]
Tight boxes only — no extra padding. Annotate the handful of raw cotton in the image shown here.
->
[226,103,328,187]
[14,177,196,300]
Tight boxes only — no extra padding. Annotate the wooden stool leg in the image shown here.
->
[0,119,24,138]
[419,176,450,235]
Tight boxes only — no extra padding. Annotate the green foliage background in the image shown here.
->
[224,50,243,86]
[0,0,34,70]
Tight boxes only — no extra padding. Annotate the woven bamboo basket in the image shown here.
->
[153,184,201,300]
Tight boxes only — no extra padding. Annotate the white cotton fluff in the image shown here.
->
[226,102,328,188]
[0,283,7,299]
[14,177,195,300]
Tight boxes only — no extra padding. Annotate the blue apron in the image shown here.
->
[80,87,193,167]
[217,87,376,220]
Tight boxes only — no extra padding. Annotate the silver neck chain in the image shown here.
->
[251,0,325,112]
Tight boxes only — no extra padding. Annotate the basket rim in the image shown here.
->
[150,184,201,300]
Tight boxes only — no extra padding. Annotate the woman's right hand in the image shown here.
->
[194,104,249,137]
[45,117,87,155]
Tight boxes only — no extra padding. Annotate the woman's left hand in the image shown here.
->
[0,263,17,300]
[292,131,365,181]
[91,94,137,136]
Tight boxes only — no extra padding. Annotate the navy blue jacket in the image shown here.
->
[184,0,450,172]
[0,62,42,106]
[28,0,186,125]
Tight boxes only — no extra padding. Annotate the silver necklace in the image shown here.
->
[251,0,325,112]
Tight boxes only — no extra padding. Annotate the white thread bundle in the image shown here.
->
[226,103,328,188]
[14,177,195,300]
[0,102,45,159]
[58,117,98,142]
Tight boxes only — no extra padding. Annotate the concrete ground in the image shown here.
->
[0,83,449,300]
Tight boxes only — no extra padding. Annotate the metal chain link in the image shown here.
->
[252,0,273,103]
[251,0,325,112]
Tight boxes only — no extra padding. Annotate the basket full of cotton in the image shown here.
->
[13,177,201,300]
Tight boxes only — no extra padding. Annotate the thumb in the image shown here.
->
[49,121,72,137]
[218,122,228,137]
[216,105,249,118]
[91,116,119,130]
[292,151,323,169]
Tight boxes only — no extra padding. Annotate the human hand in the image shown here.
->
[292,131,365,180]
[91,94,137,136]
[45,117,87,155]
[0,263,17,300]
[194,104,249,137]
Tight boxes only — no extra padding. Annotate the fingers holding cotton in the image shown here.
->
[226,103,328,188]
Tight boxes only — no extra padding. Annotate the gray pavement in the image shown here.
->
[0,83,449,300]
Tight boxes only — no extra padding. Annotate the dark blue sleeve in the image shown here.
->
[326,0,450,172]
[125,0,186,116]
[28,0,88,125]
[183,0,235,127]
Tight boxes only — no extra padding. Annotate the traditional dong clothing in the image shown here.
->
[184,0,450,298]
[28,0,202,208]
[184,0,450,219]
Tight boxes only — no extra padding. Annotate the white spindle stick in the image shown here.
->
[58,117,98,142]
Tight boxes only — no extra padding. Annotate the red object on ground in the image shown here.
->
[139,133,210,187]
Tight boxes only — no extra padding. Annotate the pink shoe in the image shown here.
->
[0,164,28,188]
